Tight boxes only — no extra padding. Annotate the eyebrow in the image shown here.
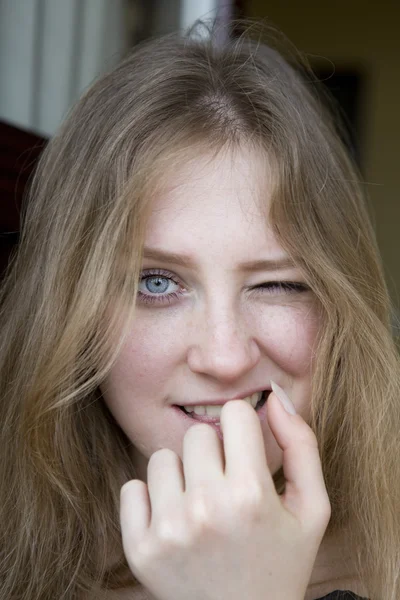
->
[142,247,296,272]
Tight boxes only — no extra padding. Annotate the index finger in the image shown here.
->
[220,399,274,490]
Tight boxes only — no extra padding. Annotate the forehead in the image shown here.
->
[147,144,274,229]
[143,145,286,260]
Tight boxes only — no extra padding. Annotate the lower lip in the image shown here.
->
[172,393,270,441]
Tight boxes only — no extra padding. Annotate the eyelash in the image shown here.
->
[138,268,310,306]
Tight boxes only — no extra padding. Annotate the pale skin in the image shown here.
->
[100,145,367,600]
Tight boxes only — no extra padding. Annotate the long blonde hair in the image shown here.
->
[0,19,399,600]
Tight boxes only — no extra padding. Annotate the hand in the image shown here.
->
[120,391,331,600]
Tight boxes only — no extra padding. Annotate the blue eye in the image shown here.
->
[142,276,171,294]
[138,270,184,305]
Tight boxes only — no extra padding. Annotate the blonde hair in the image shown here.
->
[0,19,399,600]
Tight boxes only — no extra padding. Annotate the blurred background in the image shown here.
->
[0,0,399,334]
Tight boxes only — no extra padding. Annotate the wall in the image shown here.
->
[246,0,400,312]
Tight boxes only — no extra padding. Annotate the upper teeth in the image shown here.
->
[182,392,262,417]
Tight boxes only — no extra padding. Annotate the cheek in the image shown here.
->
[254,304,320,375]
[108,313,182,393]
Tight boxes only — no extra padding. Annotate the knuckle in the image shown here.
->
[304,496,332,535]
[149,448,176,463]
[154,517,186,546]
[318,496,332,524]
[185,423,216,442]
[148,448,180,473]
[232,479,266,513]
[130,536,156,570]
[187,489,219,527]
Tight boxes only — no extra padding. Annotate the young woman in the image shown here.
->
[0,20,398,600]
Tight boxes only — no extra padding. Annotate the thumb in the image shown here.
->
[267,382,331,527]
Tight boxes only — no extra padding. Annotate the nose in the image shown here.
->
[186,303,261,382]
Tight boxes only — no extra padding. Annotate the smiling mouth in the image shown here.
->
[177,389,270,418]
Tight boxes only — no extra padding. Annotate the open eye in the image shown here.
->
[138,269,185,305]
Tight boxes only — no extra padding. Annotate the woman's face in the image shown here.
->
[100,145,321,482]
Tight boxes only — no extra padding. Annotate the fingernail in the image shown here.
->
[270,380,297,415]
